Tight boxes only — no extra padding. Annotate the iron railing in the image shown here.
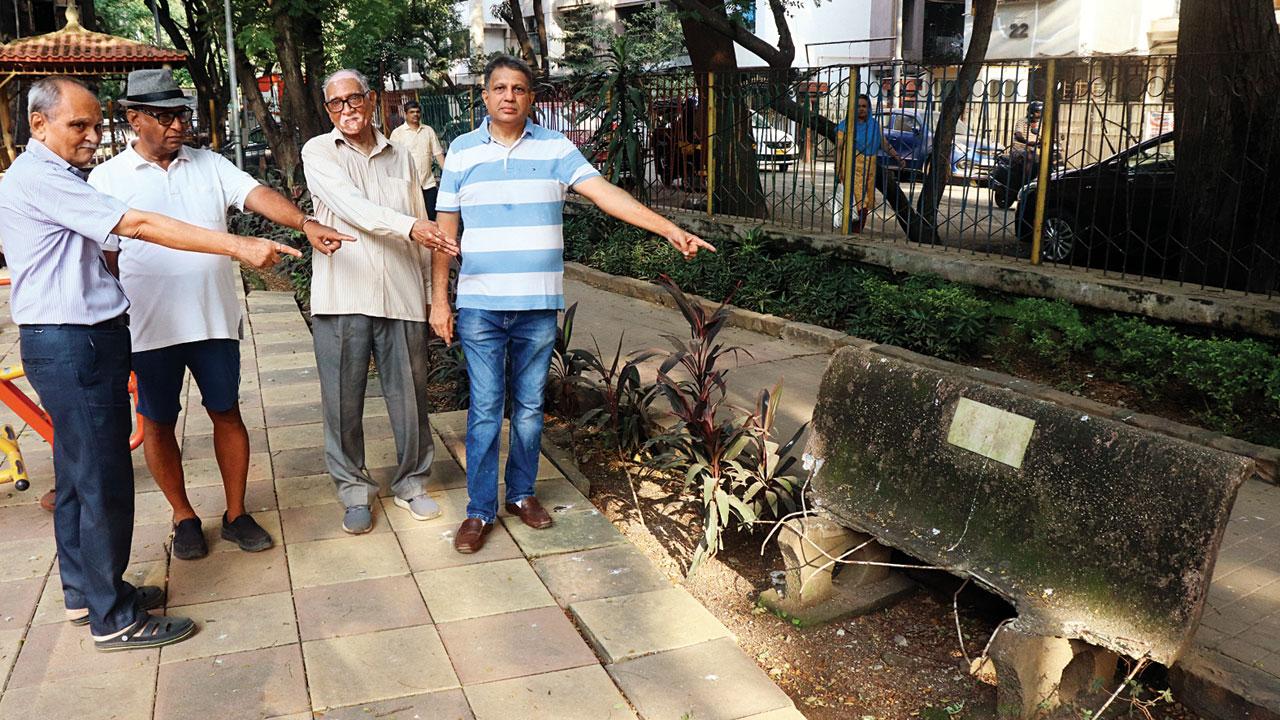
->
[404,55,1279,299]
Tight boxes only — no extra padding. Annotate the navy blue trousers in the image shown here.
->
[20,321,140,636]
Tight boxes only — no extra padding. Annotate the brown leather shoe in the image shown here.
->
[40,488,55,513]
[453,518,493,554]
[505,496,553,529]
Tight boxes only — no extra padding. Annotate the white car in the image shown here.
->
[751,113,798,172]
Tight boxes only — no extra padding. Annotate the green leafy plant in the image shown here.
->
[573,333,659,454]
[647,275,803,572]
[852,276,991,359]
[546,303,593,415]
[573,37,650,194]
[1002,298,1094,366]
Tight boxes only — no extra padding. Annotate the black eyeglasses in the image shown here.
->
[135,107,193,127]
[324,93,369,113]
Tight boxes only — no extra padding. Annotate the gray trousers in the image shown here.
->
[313,314,434,507]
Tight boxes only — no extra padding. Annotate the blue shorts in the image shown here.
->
[132,339,241,424]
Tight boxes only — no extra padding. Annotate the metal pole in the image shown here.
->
[705,72,716,217]
[1030,59,1056,266]
[839,75,858,235]
[224,0,244,169]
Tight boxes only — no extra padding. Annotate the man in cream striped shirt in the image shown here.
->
[302,68,459,534]
[431,55,714,554]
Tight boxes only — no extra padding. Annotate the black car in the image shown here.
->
[1018,132,1177,273]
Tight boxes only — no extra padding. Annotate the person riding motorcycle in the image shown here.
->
[1007,101,1048,174]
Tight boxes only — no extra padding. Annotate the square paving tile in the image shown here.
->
[415,558,554,623]
[261,381,323,406]
[7,618,159,689]
[303,624,458,710]
[255,351,318,373]
[180,429,269,461]
[275,473,336,508]
[320,689,474,720]
[607,638,795,720]
[272,446,329,478]
[0,576,44,627]
[280,502,390,543]
[507,478,590,517]
[286,533,409,588]
[154,643,310,720]
[437,606,597,685]
[134,489,179,525]
[0,504,54,543]
[267,421,326,452]
[0,627,23,681]
[570,587,732,663]
[532,544,671,606]
[399,522,524,572]
[187,479,277,517]
[177,453,272,489]
[130,521,175,563]
[294,574,431,641]
[502,508,626,559]
[0,665,157,720]
[265,402,325,427]
[162,591,298,664]
[167,545,290,606]
[380,487,470,531]
[464,665,638,720]
[0,536,57,582]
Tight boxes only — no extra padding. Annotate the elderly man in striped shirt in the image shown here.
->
[431,55,715,553]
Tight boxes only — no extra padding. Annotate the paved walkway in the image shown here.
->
[0,288,800,720]
[561,278,1280,711]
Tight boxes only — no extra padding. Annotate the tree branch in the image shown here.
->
[668,0,790,68]
[765,0,794,66]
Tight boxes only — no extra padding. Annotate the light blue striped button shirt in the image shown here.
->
[437,118,600,311]
[0,139,130,325]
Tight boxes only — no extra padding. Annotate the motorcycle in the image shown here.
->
[987,146,1062,210]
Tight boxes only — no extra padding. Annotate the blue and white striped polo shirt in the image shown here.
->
[436,118,600,311]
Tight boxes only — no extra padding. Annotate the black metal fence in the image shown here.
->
[407,55,1279,298]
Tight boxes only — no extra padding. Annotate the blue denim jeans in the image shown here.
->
[19,321,141,637]
[457,308,558,523]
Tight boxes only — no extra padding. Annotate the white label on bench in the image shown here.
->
[946,397,1036,469]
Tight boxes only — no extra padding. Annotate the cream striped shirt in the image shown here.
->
[301,128,431,321]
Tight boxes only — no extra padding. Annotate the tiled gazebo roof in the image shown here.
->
[0,5,185,75]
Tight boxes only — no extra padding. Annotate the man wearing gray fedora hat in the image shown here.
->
[90,68,351,561]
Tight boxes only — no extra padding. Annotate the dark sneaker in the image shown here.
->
[221,512,274,552]
[172,518,208,560]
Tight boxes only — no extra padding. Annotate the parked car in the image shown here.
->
[1016,132,1176,269]
[875,109,1002,180]
[750,112,797,172]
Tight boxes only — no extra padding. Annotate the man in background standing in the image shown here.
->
[90,69,351,561]
[389,100,446,221]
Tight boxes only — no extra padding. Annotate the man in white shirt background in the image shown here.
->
[90,69,351,560]
[388,100,446,220]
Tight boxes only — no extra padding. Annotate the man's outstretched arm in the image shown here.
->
[572,176,716,259]
[244,185,353,256]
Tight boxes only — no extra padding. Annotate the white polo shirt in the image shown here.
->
[88,143,261,353]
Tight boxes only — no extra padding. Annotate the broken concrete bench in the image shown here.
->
[789,345,1256,718]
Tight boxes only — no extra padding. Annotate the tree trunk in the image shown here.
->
[236,52,303,187]
[147,0,229,149]
[1175,0,1280,292]
[678,1,766,218]
[531,0,550,75]
[500,0,538,72]
[915,0,997,244]
[270,1,325,147]
[297,10,329,131]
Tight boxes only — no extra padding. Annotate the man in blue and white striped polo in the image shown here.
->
[432,55,715,554]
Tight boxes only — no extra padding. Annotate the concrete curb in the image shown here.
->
[1170,649,1280,720]
[565,199,1280,340]
[564,261,1279,486]
[542,439,592,497]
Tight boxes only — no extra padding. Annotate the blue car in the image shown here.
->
[874,109,1002,181]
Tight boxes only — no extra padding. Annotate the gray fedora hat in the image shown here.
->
[118,69,190,108]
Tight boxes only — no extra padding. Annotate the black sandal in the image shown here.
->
[94,614,196,652]
[69,585,166,626]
